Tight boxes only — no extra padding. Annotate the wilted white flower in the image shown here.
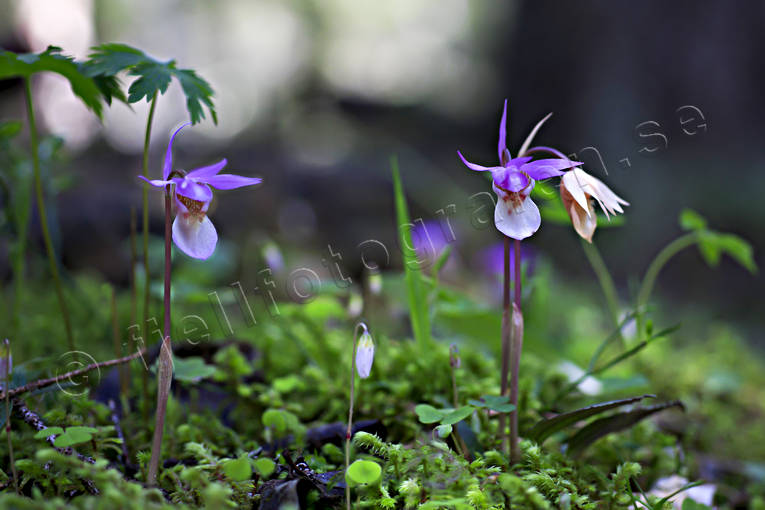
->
[355,331,375,379]
[560,168,629,242]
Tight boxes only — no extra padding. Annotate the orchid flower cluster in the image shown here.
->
[458,100,628,242]
[140,122,262,260]
[457,100,629,461]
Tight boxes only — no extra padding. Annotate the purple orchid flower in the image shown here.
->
[457,100,582,240]
[139,122,261,260]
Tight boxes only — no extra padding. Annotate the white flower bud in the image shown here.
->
[355,332,375,379]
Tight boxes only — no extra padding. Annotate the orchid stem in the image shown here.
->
[509,239,522,464]
[499,237,511,455]
[346,322,367,510]
[147,184,173,486]
[24,77,75,353]
[580,239,622,338]
[636,232,700,335]
[141,92,158,424]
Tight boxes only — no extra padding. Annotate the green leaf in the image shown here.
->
[414,404,446,424]
[172,68,217,124]
[53,426,97,448]
[262,409,287,434]
[432,245,452,276]
[526,394,655,444]
[435,424,453,438]
[88,73,127,105]
[0,46,104,119]
[699,232,757,274]
[127,62,173,103]
[468,395,516,413]
[679,208,707,231]
[391,156,431,350]
[223,456,252,482]
[345,459,381,486]
[0,120,22,139]
[34,427,63,439]
[253,458,275,478]
[440,406,474,425]
[567,401,684,454]
[681,498,712,510]
[86,43,217,124]
[173,356,216,383]
[86,43,147,76]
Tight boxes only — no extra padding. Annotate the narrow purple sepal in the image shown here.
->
[457,151,502,173]
[163,122,191,179]
[498,99,508,161]
[204,174,263,190]
[521,158,580,180]
[186,159,228,179]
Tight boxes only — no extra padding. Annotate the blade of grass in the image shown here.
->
[554,320,676,403]
[391,156,431,351]
[526,394,655,444]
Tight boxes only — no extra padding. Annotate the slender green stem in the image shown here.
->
[147,184,173,486]
[5,171,31,340]
[110,286,127,397]
[141,93,158,423]
[4,339,19,494]
[636,232,699,333]
[580,239,621,330]
[24,77,75,353]
[128,207,137,395]
[346,322,368,510]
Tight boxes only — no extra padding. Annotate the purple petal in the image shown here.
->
[163,122,191,180]
[521,158,581,180]
[457,151,502,172]
[186,159,228,179]
[138,175,173,188]
[203,173,262,190]
[505,156,533,170]
[175,178,213,202]
[523,145,569,160]
[492,167,532,192]
[498,99,508,162]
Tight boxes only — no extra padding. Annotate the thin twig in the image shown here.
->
[0,350,146,401]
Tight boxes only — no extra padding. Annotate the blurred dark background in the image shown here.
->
[1,1,762,342]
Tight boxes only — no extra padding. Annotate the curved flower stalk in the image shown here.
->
[347,323,374,510]
[139,122,262,259]
[457,100,581,240]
